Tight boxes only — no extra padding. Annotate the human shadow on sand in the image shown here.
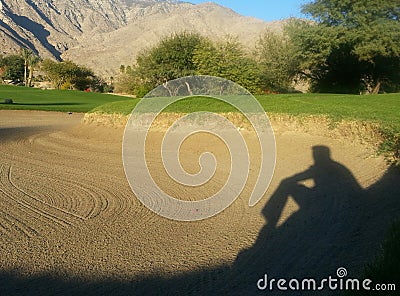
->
[225,146,400,295]
[0,146,399,295]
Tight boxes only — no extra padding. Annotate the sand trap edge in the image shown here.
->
[83,112,395,163]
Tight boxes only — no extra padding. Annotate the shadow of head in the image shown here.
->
[312,145,331,164]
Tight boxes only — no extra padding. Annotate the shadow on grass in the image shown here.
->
[0,146,399,295]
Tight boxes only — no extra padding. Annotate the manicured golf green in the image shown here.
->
[2,85,399,130]
[1,84,398,162]
[89,93,400,130]
[0,85,132,112]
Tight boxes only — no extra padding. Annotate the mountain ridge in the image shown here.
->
[0,0,284,76]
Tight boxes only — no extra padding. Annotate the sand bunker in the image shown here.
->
[0,110,399,295]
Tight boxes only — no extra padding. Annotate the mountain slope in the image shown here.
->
[0,0,127,59]
[0,0,284,76]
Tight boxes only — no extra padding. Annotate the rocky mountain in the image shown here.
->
[0,0,284,76]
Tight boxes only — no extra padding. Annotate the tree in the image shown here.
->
[114,71,136,94]
[296,0,400,93]
[193,36,261,93]
[27,53,41,87]
[20,48,33,86]
[41,59,94,90]
[0,54,24,82]
[90,76,111,93]
[134,32,208,93]
[256,29,300,92]
[115,32,209,97]
[287,20,365,93]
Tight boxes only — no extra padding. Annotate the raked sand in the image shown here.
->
[0,110,398,295]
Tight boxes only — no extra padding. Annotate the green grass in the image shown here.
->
[90,93,400,165]
[89,100,140,115]
[89,93,400,129]
[89,96,240,115]
[0,85,133,113]
[258,94,400,160]
[1,85,398,162]
[258,93,400,131]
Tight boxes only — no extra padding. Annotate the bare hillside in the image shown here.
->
[0,0,283,76]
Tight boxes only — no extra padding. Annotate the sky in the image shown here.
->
[189,0,308,22]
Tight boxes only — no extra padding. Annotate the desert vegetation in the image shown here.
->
[1,1,399,97]
[0,51,110,92]
[114,32,296,95]
[114,0,400,96]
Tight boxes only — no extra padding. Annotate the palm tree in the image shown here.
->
[27,54,41,87]
[20,48,33,86]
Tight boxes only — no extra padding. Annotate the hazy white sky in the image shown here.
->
[190,0,308,22]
